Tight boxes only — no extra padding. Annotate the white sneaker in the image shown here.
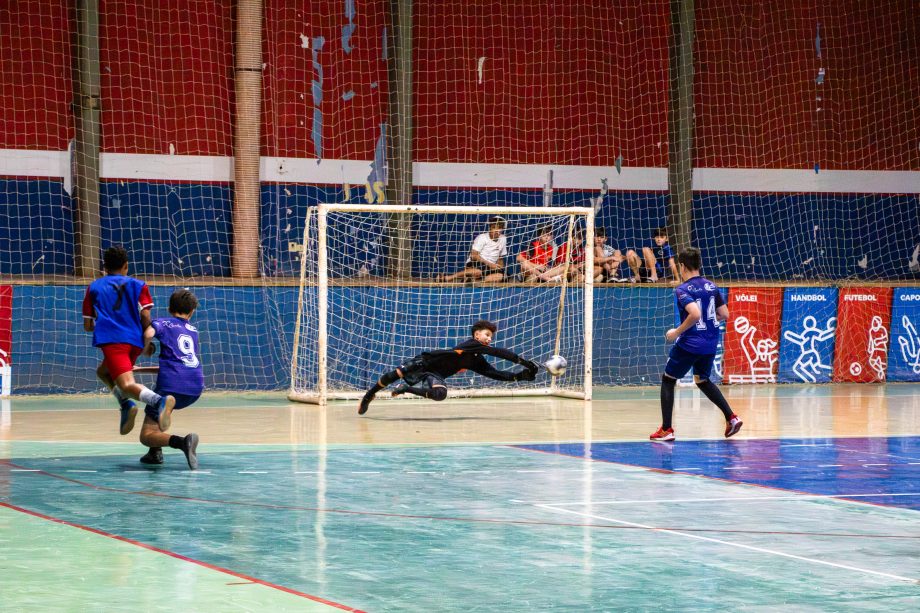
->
[725,415,743,438]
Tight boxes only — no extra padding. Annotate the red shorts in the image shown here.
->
[100,343,142,380]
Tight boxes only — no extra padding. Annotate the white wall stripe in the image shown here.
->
[693,168,920,194]
[1,149,918,194]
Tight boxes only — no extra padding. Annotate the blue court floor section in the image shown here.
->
[3,444,920,611]
[518,437,920,511]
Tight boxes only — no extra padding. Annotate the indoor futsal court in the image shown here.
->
[2,385,919,611]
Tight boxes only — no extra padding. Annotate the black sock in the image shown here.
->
[365,369,401,396]
[168,435,185,450]
[660,375,676,430]
[696,379,734,420]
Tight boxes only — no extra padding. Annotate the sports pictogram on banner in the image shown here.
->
[778,288,838,383]
[0,286,12,396]
[723,288,783,384]
[887,288,920,382]
[833,288,893,382]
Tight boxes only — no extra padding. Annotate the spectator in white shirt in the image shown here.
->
[436,216,508,283]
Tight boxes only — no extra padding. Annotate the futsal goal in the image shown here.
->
[289,204,594,405]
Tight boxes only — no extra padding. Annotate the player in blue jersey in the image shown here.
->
[650,247,742,441]
[82,246,175,436]
[358,320,539,415]
[138,289,204,469]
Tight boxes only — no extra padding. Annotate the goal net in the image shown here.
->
[289,204,594,404]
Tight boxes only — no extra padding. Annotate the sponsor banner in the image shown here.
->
[833,288,894,382]
[778,288,838,383]
[0,286,11,396]
[887,288,920,382]
[723,288,783,384]
[676,287,728,385]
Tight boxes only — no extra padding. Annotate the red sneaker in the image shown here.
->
[725,414,743,438]
[650,426,675,441]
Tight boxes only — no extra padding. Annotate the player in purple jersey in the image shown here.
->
[138,289,203,469]
[650,247,742,441]
[82,246,174,436]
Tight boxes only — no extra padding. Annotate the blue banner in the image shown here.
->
[778,288,838,383]
[887,288,920,382]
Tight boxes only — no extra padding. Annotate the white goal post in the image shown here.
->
[289,203,594,405]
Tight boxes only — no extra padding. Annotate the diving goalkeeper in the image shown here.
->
[358,319,540,415]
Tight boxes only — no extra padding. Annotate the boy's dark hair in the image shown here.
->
[488,215,507,228]
[595,227,607,238]
[653,226,668,239]
[103,246,129,273]
[471,319,497,335]
[535,224,553,237]
[169,288,199,314]
[677,247,702,271]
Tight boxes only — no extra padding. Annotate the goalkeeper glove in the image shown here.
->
[519,359,539,373]
[514,367,537,381]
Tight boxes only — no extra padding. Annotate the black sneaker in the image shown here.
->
[119,400,138,435]
[140,447,164,465]
[358,391,375,415]
[182,433,200,470]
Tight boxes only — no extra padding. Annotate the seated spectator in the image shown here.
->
[516,224,556,282]
[436,216,508,283]
[537,226,587,283]
[626,226,678,283]
[594,227,625,282]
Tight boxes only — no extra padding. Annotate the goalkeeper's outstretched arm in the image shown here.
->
[468,351,539,382]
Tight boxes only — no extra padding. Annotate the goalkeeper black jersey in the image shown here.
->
[417,339,525,381]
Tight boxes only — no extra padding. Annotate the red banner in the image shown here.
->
[722,288,783,384]
[833,287,893,382]
[0,286,11,366]
[0,285,11,397]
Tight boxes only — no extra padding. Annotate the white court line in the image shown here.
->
[511,492,920,506]
[10,469,40,472]
[536,504,918,583]
[818,464,844,468]
[672,467,702,471]
[66,470,97,473]
[863,464,888,467]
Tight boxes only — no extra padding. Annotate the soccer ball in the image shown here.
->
[544,355,567,376]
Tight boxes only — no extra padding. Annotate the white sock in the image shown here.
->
[138,387,162,406]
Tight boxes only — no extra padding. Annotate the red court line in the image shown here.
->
[508,445,916,512]
[0,500,367,613]
[2,459,917,541]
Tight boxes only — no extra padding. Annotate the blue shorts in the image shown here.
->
[664,344,715,381]
[144,390,200,421]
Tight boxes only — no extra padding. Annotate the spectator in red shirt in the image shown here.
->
[516,224,556,282]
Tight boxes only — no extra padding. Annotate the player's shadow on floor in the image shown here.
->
[364,416,554,422]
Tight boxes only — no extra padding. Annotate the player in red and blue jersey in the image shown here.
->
[82,246,174,436]
[138,289,204,469]
[650,247,743,441]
